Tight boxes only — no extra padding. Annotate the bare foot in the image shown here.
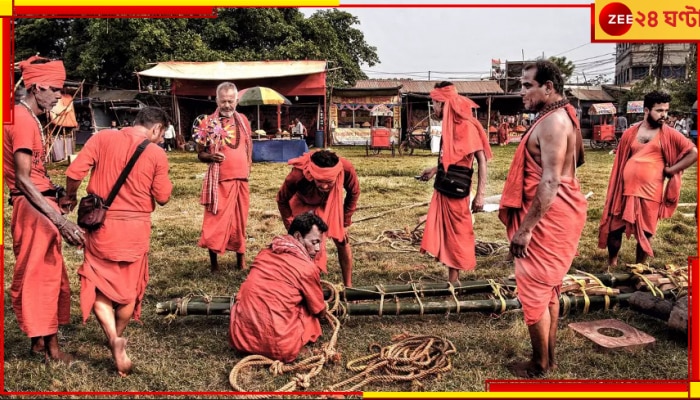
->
[110,337,133,377]
[507,360,546,378]
[30,337,45,356]
[45,350,75,366]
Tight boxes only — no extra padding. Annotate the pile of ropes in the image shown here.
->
[351,221,508,256]
[228,281,457,395]
[326,333,456,392]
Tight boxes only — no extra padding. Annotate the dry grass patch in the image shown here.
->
[3,144,694,393]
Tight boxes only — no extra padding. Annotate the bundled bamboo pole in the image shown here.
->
[155,289,671,318]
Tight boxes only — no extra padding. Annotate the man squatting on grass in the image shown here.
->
[499,60,587,378]
[3,55,84,364]
[194,82,253,273]
[277,149,360,287]
[229,212,329,362]
[598,90,697,267]
[65,107,173,376]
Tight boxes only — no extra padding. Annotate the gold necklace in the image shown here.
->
[19,100,46,146]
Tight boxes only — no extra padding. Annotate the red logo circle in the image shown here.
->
[599,2,633,36]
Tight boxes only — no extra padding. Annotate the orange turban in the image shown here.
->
[20,55,66,88]
[288,151,345,240]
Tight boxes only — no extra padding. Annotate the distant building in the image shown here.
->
[614,43,691,85]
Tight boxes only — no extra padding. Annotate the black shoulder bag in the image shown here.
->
[433,137,474,198]
[77,139,151,231]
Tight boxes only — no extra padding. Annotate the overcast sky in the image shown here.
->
[302,4,616,84]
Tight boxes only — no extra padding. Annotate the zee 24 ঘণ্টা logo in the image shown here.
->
[597,1,700,40]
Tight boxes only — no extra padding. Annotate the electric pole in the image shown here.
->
[655,44,665,88]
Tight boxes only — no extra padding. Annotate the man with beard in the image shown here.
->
[3,55,84,364]
[417,81,491,284]
[194,82,253,272]
[499,60,587,378]
[599,90,696,267]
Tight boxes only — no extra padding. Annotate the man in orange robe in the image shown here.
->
[499,60,587,378]
[599,90,697,266]
[498,118,509,146]
[194,82,253,273]
[277,150,360,287]
[65,107,172,376]
[3,56,84,364]
[229,213,328,362]
[417,81,492,283]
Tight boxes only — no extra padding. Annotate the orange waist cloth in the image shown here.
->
[229,236,325,363]
[420,190,476,271]
[80,215,152,322]
[622,139,664,202]
[198,180,249,254]
[10,197,71,337]
[504,151,587,325]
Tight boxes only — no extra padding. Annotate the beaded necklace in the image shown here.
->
[19,100,45,146]
[530,98,570,127]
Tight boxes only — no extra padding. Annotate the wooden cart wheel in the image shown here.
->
[399,140,413,156]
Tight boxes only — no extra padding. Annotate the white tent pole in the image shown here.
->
[257,105,260,131]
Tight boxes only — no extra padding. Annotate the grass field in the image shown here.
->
[3,142,696,394]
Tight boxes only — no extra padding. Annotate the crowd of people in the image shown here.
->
[3,56,697,380]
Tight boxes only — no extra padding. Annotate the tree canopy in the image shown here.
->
[548,56,575,83]
[13,9,379,89]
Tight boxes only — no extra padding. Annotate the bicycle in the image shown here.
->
[399,116,434,156]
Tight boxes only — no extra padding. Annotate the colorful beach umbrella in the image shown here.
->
[238,86,292,131]
[238,86,292,106]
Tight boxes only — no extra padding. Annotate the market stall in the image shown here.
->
[589,103,617,149]
[626,100,644,125]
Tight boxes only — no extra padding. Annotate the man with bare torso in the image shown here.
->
[599,91,696,266]
[499,60,587,377]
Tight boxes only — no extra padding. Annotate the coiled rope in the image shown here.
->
[325,333,456,392]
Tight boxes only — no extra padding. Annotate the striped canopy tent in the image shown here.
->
[626,101,644,114]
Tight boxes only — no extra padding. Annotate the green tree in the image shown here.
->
[548,56,575,83]
[13,18,72,61]
[13,10,380,89]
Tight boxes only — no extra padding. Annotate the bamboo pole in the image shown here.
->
[155,290,672,318]
[155,272,637,315]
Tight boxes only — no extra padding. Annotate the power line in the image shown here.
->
[551,42,591,57]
